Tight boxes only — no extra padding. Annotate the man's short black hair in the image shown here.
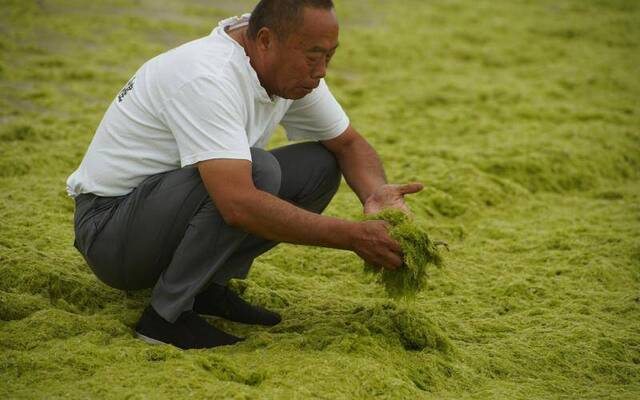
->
[248,0,335,41]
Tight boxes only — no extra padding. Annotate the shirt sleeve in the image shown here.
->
[161,75,251,167]
[280,79,350,142]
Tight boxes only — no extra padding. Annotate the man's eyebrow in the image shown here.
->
[307,43,340,52]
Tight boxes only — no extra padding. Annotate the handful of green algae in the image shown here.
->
[363,209,444,299]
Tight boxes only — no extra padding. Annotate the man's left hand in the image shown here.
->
[363,183,424,216]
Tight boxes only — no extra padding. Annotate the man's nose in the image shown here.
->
[311,59,327,79]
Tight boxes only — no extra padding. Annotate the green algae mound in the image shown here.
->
[363,209,444,298]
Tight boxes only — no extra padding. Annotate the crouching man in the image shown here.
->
[67,0,422,349]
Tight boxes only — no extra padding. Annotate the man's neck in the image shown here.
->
[226,26,272,97]
[226,24,247,46]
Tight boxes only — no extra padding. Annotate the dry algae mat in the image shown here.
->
[1,0,639,398]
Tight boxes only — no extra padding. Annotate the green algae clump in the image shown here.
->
[363,209,444,298]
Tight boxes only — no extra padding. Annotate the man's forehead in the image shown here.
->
[288,7,339,50]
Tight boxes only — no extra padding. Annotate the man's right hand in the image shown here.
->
[351,220,403,270]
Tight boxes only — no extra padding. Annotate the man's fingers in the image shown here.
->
[397,182,424,195]
[387,238,403,254]
[384,251,404,270]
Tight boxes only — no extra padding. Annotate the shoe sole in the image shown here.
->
[196,313,223,320]
[136,330,244,348]
[196,312,280,326]
[135,331,170,346]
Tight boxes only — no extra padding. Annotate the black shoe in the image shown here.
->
[135,305,243,349]
[194,283,282,326]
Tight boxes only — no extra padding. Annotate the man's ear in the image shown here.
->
[256,27,274,52]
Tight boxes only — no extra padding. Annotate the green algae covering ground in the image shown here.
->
[1,0,639,398]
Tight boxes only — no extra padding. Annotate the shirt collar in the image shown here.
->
[214,14,276,104]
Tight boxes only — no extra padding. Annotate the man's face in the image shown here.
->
[263,7,339,99]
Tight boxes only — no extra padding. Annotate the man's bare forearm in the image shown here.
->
[323,127,423,216]
[227,188,359,250]
[334,136,387,205]
[198,155,404,269]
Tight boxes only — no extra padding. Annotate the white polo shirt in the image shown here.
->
[66,14,349,197]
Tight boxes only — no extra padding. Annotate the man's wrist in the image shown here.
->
[361,183,386,207]
[331,219,361,251]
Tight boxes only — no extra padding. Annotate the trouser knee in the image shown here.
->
[250,147,281,195]
[313,143,342,195]
[293,142,342,213]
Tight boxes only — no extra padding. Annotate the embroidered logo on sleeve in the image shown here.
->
[117,76,136,103]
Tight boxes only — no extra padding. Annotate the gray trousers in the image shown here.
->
[73,142,341,323]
